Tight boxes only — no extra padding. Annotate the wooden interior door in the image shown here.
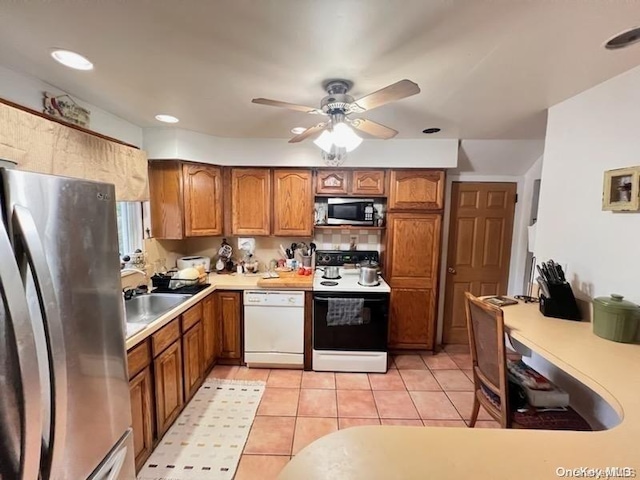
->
[231,168,271,235]
[443,182,517,344]
[182,163,223,236]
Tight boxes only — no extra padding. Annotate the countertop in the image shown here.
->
[125,272,312,350]
[278,302,640,480]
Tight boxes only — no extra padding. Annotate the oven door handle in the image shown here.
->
[314,297,386,303]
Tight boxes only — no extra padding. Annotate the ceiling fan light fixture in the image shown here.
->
[332,122,362,152]
[313,130,334,153]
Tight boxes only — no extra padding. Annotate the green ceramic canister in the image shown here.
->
[592,294,640,343]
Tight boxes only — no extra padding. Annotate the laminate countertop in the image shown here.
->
[278,302,640,480]
[125,272,312,350]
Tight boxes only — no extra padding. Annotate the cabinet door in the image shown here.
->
[154,340,184,437]
[129,366,154,472]
[389,170,444,210]
[273,169,313,236]
[315,170,349,195]
[388,288,435,349]
[231,168,271,235]
[385,213,442,289]
[217,291,242,360]
[352,170,385,196]
[148,161,183,239]
[202,294,217,370]
[183,322,205,401]
[183,163,223,236]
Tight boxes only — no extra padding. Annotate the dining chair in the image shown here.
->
[464,292,591,431]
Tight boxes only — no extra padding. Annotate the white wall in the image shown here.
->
[0,65,143,147]
[536,65,640,307]
[143,128,459,168]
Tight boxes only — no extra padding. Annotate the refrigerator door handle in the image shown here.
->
[13,205,67,479]
[0,216,42,480]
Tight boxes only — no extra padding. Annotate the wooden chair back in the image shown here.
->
[464,292,510,427]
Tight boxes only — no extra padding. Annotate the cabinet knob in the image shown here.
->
[448,267,456,274]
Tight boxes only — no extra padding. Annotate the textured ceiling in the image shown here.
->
[0,0,639,139]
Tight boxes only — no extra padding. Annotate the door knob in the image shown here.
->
[448,267,456,274]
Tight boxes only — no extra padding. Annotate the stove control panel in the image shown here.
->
[315,250,379,267]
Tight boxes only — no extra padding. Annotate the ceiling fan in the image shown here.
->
[251,79,420,154]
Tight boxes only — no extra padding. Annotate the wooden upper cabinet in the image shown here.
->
[388,170,445,210]
[315,170,349,195]
[273,169,313,236]
[148,161,183,239]
[149,161,223,239]
[183,163,223,236]
[385,212,442,288]
[352,170,385,196]
[231,168,271,235]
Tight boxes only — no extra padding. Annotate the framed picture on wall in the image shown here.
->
[602,166,640,212]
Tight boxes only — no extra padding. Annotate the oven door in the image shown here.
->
[313,292,388,351]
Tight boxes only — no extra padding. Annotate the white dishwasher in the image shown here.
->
[244,290,305,368]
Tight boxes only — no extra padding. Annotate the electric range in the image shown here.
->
[313,250,390,293]
[312,250,389,373]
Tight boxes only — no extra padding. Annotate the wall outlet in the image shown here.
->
[349,236,358,250]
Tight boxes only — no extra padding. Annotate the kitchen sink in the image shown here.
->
[125,293,192,324]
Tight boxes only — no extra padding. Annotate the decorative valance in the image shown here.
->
[0,101,148,201]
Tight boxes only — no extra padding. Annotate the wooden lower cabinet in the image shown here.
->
[217,291,242,361]
[202,294,217,369]
[129,366,154,471]
[388,288,436,350]
[154,340,184,437]
[183,322,205,401]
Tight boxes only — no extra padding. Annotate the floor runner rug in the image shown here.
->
[138,378,266,480]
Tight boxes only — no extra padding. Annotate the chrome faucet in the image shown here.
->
[121,267,147,276]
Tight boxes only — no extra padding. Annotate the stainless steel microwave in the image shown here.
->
[327,198,375,226]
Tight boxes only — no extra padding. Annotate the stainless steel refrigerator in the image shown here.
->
[0,169,135,480]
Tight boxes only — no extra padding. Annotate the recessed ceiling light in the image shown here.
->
[155,114,180,124]
[291,127,307,135]
[605,26,640,49]
[422,128,441,134]
[50,49,93,70]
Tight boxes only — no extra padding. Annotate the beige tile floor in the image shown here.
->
[207,351,498,480]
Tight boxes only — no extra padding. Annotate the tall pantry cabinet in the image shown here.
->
[385,170,445,350]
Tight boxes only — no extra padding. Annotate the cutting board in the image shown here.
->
[256,271,313,289]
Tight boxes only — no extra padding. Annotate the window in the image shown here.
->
[116,202,143,255]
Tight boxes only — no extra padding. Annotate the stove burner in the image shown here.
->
[322,275,341,280]
[320,281,339,286]
[358,281,380,287]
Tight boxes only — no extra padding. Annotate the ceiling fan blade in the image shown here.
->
[351,79,420,112]
[252,98,324,115]
[288,123,327,143]
[350,118,398,139]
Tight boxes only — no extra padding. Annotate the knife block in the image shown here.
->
[539,283,581,321]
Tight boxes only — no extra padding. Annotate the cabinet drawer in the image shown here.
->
[127,340,151,379]
[152,318,180,357]
[182,303,203,332]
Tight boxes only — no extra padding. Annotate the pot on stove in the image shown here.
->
[357,260,380,287]
[322,266,341,279]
